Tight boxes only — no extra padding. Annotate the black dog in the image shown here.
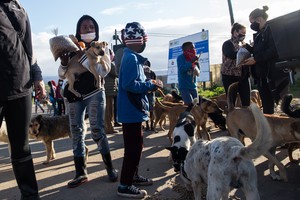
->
[281,94,300,118]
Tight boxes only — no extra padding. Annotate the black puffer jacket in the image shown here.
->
[247,25,278,80]
[0,0,42,101]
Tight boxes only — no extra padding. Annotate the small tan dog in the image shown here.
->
[226,82,300,182]
[0,121,10,153]
[64,40,109,97]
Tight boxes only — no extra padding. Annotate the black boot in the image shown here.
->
[12,158,40,200]
[101,153,118,182]
[67,156,88,188]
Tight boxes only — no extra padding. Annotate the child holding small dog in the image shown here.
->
[58,15,118,188]
[117,22,163,199]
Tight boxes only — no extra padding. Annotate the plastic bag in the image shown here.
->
[236,47,251,67]
[49,35,79,61]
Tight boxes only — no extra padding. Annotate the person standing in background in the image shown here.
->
[176,41,200,105]
[143,60,156,131]
[104,60,119,134]
[56,79,65,115]
[221,22,250,107]
[47,80,57,116]
[58,15,118,188]
[0,0,46,199]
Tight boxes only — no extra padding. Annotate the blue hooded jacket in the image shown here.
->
[117,48,156,123]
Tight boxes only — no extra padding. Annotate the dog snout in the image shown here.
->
[173,163,181,172]
[99,50,104,56]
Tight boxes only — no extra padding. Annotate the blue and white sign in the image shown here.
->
[167,30,210,84]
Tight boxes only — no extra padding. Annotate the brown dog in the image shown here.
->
[64,40,109,97]
[153,89,184,132]
[29,115,72,164]
[226,82,300,182]
[156,96,223,144]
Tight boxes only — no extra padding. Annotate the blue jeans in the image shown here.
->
[68,90,110,157]
[179,88,198,105]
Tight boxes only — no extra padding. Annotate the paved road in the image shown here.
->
[1,116,300,200]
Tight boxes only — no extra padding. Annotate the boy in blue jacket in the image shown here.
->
[117,22,162,199]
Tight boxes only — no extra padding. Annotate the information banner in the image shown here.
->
[167,30,210,83]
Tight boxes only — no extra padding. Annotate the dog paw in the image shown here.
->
[43,161,50,165]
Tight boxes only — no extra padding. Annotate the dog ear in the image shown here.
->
[165,146,176,152]
[90,41,96,47]
[36,115,43,123]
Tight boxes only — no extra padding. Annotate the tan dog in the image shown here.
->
[64,40,108,97]
[153,89,184,132]
[226,82,300,182]
[0,121,10,153]
[29,115,72,164]
[156,96,223,144]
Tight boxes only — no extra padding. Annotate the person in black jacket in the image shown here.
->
[221,22,250,106]
[0,1,46,199]
[243,5,287,114]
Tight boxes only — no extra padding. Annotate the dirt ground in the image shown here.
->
[1,109,300,200]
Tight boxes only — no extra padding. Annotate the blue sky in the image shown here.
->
[19,0,299,77]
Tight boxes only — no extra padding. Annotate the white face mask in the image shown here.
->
[80,32,96,43]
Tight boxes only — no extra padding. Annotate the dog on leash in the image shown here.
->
[181,103,272,200]
[64,40,109,97]
[166,99,197,172]
[156,96,223,144]
[153,89,184,132]
[226,82,300,181]
[29,115,72,164]
[281,94,300,162]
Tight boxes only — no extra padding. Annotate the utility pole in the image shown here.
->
[227,0,235,25]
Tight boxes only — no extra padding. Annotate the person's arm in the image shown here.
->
[31,62,46,99]
[222,40,237,59]
[121,54,156,94]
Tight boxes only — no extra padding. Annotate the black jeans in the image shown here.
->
[256,78,275,114]
[120,122,143,186]
[0,94,32,160]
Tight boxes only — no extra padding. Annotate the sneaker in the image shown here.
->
[117,185,147,199]
[133,175,153,186]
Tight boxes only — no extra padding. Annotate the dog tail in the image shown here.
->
[227,82,239,112]
[281,94,300,118]
[157,88,166,98]
[171,90,183,101]
[155,97,172,110]
[240,103,272,159]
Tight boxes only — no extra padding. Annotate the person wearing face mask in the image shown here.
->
[221,22,250,107]
[58,15,118,188]
[176,41,200,105]
[117,22,163,199]
[243,6,288,114]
